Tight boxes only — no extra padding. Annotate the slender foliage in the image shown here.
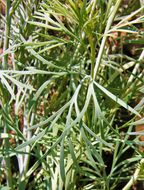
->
[0,0,144,189]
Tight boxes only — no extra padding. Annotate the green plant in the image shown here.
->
[0,0,144,189]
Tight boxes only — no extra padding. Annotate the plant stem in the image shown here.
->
[2,1,13,188]
[4,124,13,189]
[88,0,96,78]
[127,46,144,84]
[122,158,144,190]
[3,0,11,69]
[18,112,34,190]
[89,35,95,78]
[93,0,123,80]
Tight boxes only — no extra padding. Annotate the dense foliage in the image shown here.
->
[0,0,144,189]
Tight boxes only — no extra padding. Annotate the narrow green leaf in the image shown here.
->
[83,123,113,149]
[3,73,35,91]
[68,138,78,166]
[38,43,65,54]
[60,140,65,182]
[128,131,144,135]
[28,21,62,31]
[94,81,141,117]
[130,118,144,125]
[15,129,47,151]
[29,101,71,130]
[33,80,51,101]
[0,74,15,99]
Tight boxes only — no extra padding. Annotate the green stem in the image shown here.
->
[89,35,95,78]
[93,0,123,80]
[4,123,13,189]
[3,0,11,69]
[2,1,13,188]
[89,0,97,19]
[88,0,96,78]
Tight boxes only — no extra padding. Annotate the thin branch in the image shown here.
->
[93,0,123,79]
[2,0,11,69]
[2,0,13,188]
[128,50,144,83]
